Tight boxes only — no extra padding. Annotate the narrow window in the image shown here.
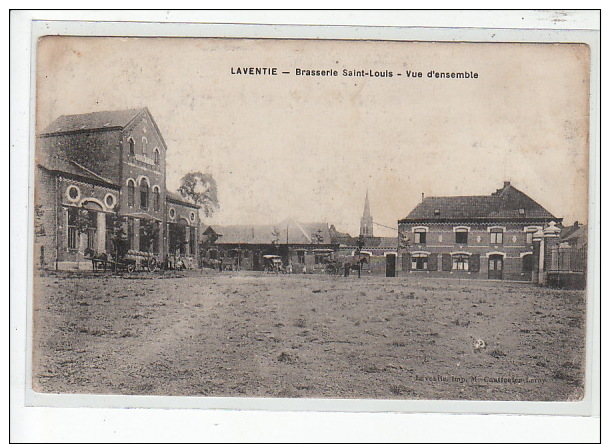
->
[105,214,114,253]
[87,211,97,250]
[154,148,160,165]
[127,218,134,250]
[153,187,160,211]
[67,207,78,249]
[128,138,135,155]
[139,222,148,252]
[153,222,160,254]
[414,229,427,244]
[127,181,135,207]
[189,227,196,255]
[140,178,149,210]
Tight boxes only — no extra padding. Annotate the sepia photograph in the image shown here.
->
[28,24,595,409]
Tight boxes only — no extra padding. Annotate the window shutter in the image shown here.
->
[403,253,411,271]
[470,254,480,272]
[428,253,438,271]
[442,254,452,271]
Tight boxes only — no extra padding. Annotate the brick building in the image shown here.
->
[34,108,200,270]
[201,220,339,272]
[398,182,562,281]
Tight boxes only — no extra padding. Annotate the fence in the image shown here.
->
[547,243,587,289]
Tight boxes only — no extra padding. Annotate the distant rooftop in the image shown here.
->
[211,220,334,245]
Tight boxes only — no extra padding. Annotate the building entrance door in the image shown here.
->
[385,254,396,277]
[488,254,504,280]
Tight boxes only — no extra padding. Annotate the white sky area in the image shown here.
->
[36,38,590,237]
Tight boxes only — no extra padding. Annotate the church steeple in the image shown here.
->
[360,189,374,238]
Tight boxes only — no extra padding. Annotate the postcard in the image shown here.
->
[18,14,599,423]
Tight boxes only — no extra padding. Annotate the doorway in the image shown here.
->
[385,253,396,277]
[488,254,504,280]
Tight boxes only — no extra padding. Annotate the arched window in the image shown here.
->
[414,228,427,244]
[153,148,160,165]
[127,180,135,207]
[142,137,148,156]
[140,178,149,209]
[452,253,470,271]
[490,228,504,244]
[128,138,135,155]
[411,252,429,270]
[153,187,160,212]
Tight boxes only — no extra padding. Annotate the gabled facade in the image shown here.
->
[35,108,200,270]
[398,182,562,281]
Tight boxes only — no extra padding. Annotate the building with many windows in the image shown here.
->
[34,108,200,270]
[398,182,562,281]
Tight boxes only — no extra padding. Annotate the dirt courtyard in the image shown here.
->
[32,270,586,401]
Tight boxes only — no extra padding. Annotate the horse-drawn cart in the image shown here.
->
[321,251,370,276]
[85,248,158,273]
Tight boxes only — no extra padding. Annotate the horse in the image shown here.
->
[84,248,109,271]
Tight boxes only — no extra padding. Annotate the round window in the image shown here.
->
[169,208,176,219]
[105,194,115,208]
[66,185,80,201]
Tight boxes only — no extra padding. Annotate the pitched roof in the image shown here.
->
[165,191,200,209]
[400,182,558,222]
[561,224,587,245]
[362,237,398,249]
[212,220,334,245]
[40,108,144,135]
[36,148,117,187]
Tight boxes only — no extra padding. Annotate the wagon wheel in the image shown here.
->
[147,257,158,272]
[126,263,136,273]
[325,264,337,275]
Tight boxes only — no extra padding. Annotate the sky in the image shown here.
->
[36,37,591,237]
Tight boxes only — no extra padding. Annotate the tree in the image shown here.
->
[139,218,160,255]
[177,171,219,218]
[107,208,130,262]
[311,229,324,244]
[34,204,46,237]
[398,230,410,250]
[271,226,280,246]
[73,208,91,269]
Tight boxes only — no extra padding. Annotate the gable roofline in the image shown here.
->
[39,108,143,136]
[38,107,170,151]
[124,107,170,153]
[398,216,563,224]
[400,182,558,222]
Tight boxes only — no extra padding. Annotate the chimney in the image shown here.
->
[504,181,511,188]
[421,192,425,202]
